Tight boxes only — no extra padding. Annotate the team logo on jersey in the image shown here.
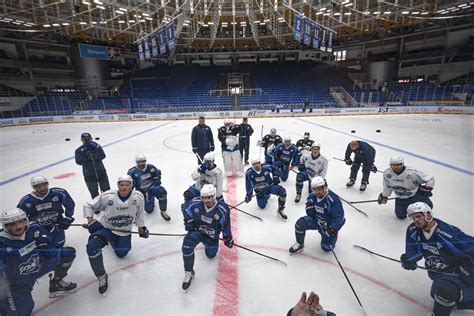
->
[151,168,155,172]
[34,230,40,238]
[425,256,449,272]
[214,214,220,220]
[386,174,391,178]
[108,215,133,227]
[36,202,52,211]
[19,253,41,275]
[201,215,212,224]
[26,203,31,208]
[19,241,37,257]
[132,199,137,205]
[52,196,59,202]
[108,200,114,206]
[36,211,58,226]
[193,208,200,214]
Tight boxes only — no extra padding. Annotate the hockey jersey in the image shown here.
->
[383,166,435,199]
[299,153,329,178]
[305,190,345,232]
[191,164,224,198]
[182,199,232,240]
[273,143,299,166]
[245,164,279,195]
[127,164,162,192]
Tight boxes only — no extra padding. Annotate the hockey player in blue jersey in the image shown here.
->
[289,176,345,254]
[272,136,299,182]
[181,184,233,290]
[0,208,77,315]
[127,154,170,221]
[17,176,75,248]
[245,157,287,221]
[400,202,474,315]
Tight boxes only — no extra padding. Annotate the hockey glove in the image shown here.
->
[345,158,353,166]
[256,140,264,147]
[298,164,306,172]
[245,194,252,203]
[87,220,103,234]
[419,185,433,197]
[35,233,53,259]
[370,165,378,173]
[223,235,234,248]
[377,193,388,205]
[327,227,338,237]
[58,216,74,230]
[210,145,215,151]
[273,176,280,185]
[139,226,150,239]
[192,148,198,154]
[184,219,196,232]
[400,254,417,271]
[198,162,210,174]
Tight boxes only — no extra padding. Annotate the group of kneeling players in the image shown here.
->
[1,124,473,316]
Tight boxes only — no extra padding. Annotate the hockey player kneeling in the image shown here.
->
[289,177,345,254]
[181,184,233,291]
[84,175,148,295]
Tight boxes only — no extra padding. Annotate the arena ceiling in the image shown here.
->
[0,0,473,51]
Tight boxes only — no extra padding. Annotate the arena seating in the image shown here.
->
[24,91,88,116]
[387,83,468,103]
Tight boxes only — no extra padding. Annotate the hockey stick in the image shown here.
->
[221,239,288,266]
[70,224,186,237]
[330,247,366,315]
[332,157,383,174]
[1,262,17,315]
[89,152,105,193]
[234,183,271,209]
[332,192,368,217]
[353,245,458,276]
[229,205,263,221]
[259,125,264,160]
[195,152,204,164]
[349,197,396,204]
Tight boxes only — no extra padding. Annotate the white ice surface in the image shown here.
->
[0,114,473,316]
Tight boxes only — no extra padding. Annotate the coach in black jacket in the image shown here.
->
[191,116,215,164]
[344,140,377,191]
[75,132,110,198]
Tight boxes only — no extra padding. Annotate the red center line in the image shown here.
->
[212,174,239,316]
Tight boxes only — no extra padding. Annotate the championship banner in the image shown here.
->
[157,28,167,54]
[143,36,151,59]
[151,33,158,57]
[293,14,303,42]
[312,26,320,49]
[320,29,327,51]
[137,38,145,61]
[327,31,333,52]
[303,20,313,46]
[166,23,175,50]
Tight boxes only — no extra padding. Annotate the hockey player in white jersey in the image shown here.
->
[83,175,149,295]
[295,142,328,203]
[222,135,244,177]
[183,152,224,207]
[378,155,435,219]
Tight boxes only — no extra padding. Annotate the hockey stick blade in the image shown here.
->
[353,245,458,276]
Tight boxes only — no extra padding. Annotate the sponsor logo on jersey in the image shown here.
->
[436,229,452,239]
[386,174,391,178]
[422,243,440,255]
[255,176,265,182]
[36,202,52,211]
[198,225,215,238]
[108,215,133,227]
[115,206,129,211]
[140,173,151,180]
[19,241,37,257]
[36,211,59,226]
[201,215,212,224]
[19,253,41,275]
[315,206,325,214]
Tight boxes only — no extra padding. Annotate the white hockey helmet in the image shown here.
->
[224,119,232,126]
[270,128,277,136]
[407,202,432,220]
[200,184,216,199]
[311,176,327,189]
[203,152,215,162]
[2,208,28,228]
[117,175,133,185]
[390,155,404,165]
[304,132,310,139]
[250,157,261,165]
[30,175,48,188]
[135,154,147,162]
[311,141,321,149]
[284,136,292,142]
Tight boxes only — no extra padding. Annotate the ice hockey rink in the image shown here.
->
[0,113,473,316]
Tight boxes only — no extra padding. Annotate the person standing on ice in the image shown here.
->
[400,202,474,316]
[377,155,434,220]
[344,140,377,192]
[191,116,215,164]
[217,120,242,176]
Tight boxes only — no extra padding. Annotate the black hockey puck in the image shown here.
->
[376,129,381,133]
[351,130,356,133]
[95,137,100,140]
[65,138,70,141]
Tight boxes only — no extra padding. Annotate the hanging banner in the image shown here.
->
[137,38,145,61]
[320,29,327,51]
[312,26,320,49]
[157,28,167,54]
[293,15,303,42]
[303,20,313,46]
[327,31,333,52]
[143,36,151,59]
[151,33,158,57]
[166,23,175,50]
